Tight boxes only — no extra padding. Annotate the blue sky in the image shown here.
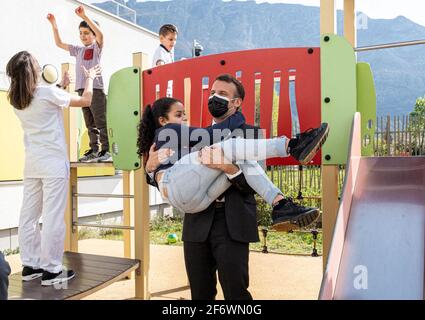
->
[87,0,425,27]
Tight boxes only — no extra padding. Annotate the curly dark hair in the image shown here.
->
[137,97,181,158]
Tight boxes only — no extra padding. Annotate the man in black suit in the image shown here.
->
[145,74,325,300]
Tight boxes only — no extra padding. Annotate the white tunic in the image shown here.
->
[14,85,71,178]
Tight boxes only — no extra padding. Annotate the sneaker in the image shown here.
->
[289,123,329,164]
[41,269,75,287]
[22,266,43,281]
[79,149,99,162]
[271,198,320,232]
[97,150,112,162]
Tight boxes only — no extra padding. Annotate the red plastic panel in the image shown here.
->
[143,48,321,165]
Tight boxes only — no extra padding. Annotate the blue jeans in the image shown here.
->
[159,137,288,213]
[0,252,10,300]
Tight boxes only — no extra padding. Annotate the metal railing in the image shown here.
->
[355,39,425,52]
[72,189,135,231]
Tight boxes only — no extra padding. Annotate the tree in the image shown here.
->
[409,96,425,155]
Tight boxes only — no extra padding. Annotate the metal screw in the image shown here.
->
[220,60,226,66]
[133,69,138,74]
[134,111,139,116]
[325,155,331,161]
[324,36,330,42]
[324,97,331,103]
[308,48,314,54]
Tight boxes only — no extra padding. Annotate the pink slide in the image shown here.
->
[320,113,425,300]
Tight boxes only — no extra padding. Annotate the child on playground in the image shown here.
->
[6,51,101,286]
[152,24,178,67]
[47,5,111,163]
[138,97,329,230]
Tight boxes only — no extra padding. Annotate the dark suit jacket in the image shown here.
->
[146,123,262,244]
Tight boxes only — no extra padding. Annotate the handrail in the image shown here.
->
[73,193,134,199]
[73,222,134,231]
[355,39,425,52]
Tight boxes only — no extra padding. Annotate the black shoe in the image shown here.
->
[272,199,320,232]
[22,266,43,281]
[289,123,329,164]
[41,269,75,286]
[96,150,112,162]
[79,149,99,162]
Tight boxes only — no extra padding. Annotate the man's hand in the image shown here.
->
[75,6,87,18]
[198,145,239,175]
[145,143,174,173]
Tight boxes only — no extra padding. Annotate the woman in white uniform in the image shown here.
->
[6,51,100,286]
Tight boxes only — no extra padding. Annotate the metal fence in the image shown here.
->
[267,165,346,210]
[265,113,425,208]
[374,114,425,156]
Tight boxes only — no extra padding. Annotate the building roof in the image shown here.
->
[72,0,158,38]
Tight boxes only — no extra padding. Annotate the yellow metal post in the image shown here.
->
[63,63,79,253]
[320,0,336,35]
[62,63,77,162]
[321,165,339,269]
[344,0,356,47]
[320,0,340,270]
[123,171,131,259]
[132,52,151,299]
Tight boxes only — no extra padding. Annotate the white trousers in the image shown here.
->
[18,177,68,273]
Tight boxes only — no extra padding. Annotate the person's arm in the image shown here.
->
[69,65,101,107]
[145,143,175,174]
[75,6,104,48]
[198,144,256,195]
[47,13,70,51]
[145,143,174,188]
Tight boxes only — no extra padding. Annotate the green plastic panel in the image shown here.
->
[356,62,377,157]
[321,34,357,165]
[107,67,141,170]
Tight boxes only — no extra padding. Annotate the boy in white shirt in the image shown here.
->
[152,24,178,67]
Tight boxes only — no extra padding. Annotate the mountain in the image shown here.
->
[96,0,425,116]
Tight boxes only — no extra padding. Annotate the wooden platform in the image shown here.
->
[70,162,114,168]
[8,252,140,300]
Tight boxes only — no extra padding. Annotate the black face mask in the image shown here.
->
[208,94,230,118]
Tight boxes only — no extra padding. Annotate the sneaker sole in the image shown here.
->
[272,208,320,232]
[298,124,330,165]
[41,273,76,287]
[22,273,43,281]
[97,158,113,163]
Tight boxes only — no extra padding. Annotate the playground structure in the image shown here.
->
[7,0,425,300]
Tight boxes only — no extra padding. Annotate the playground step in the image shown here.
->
[7,252,140,300]
[70,162,115,168]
